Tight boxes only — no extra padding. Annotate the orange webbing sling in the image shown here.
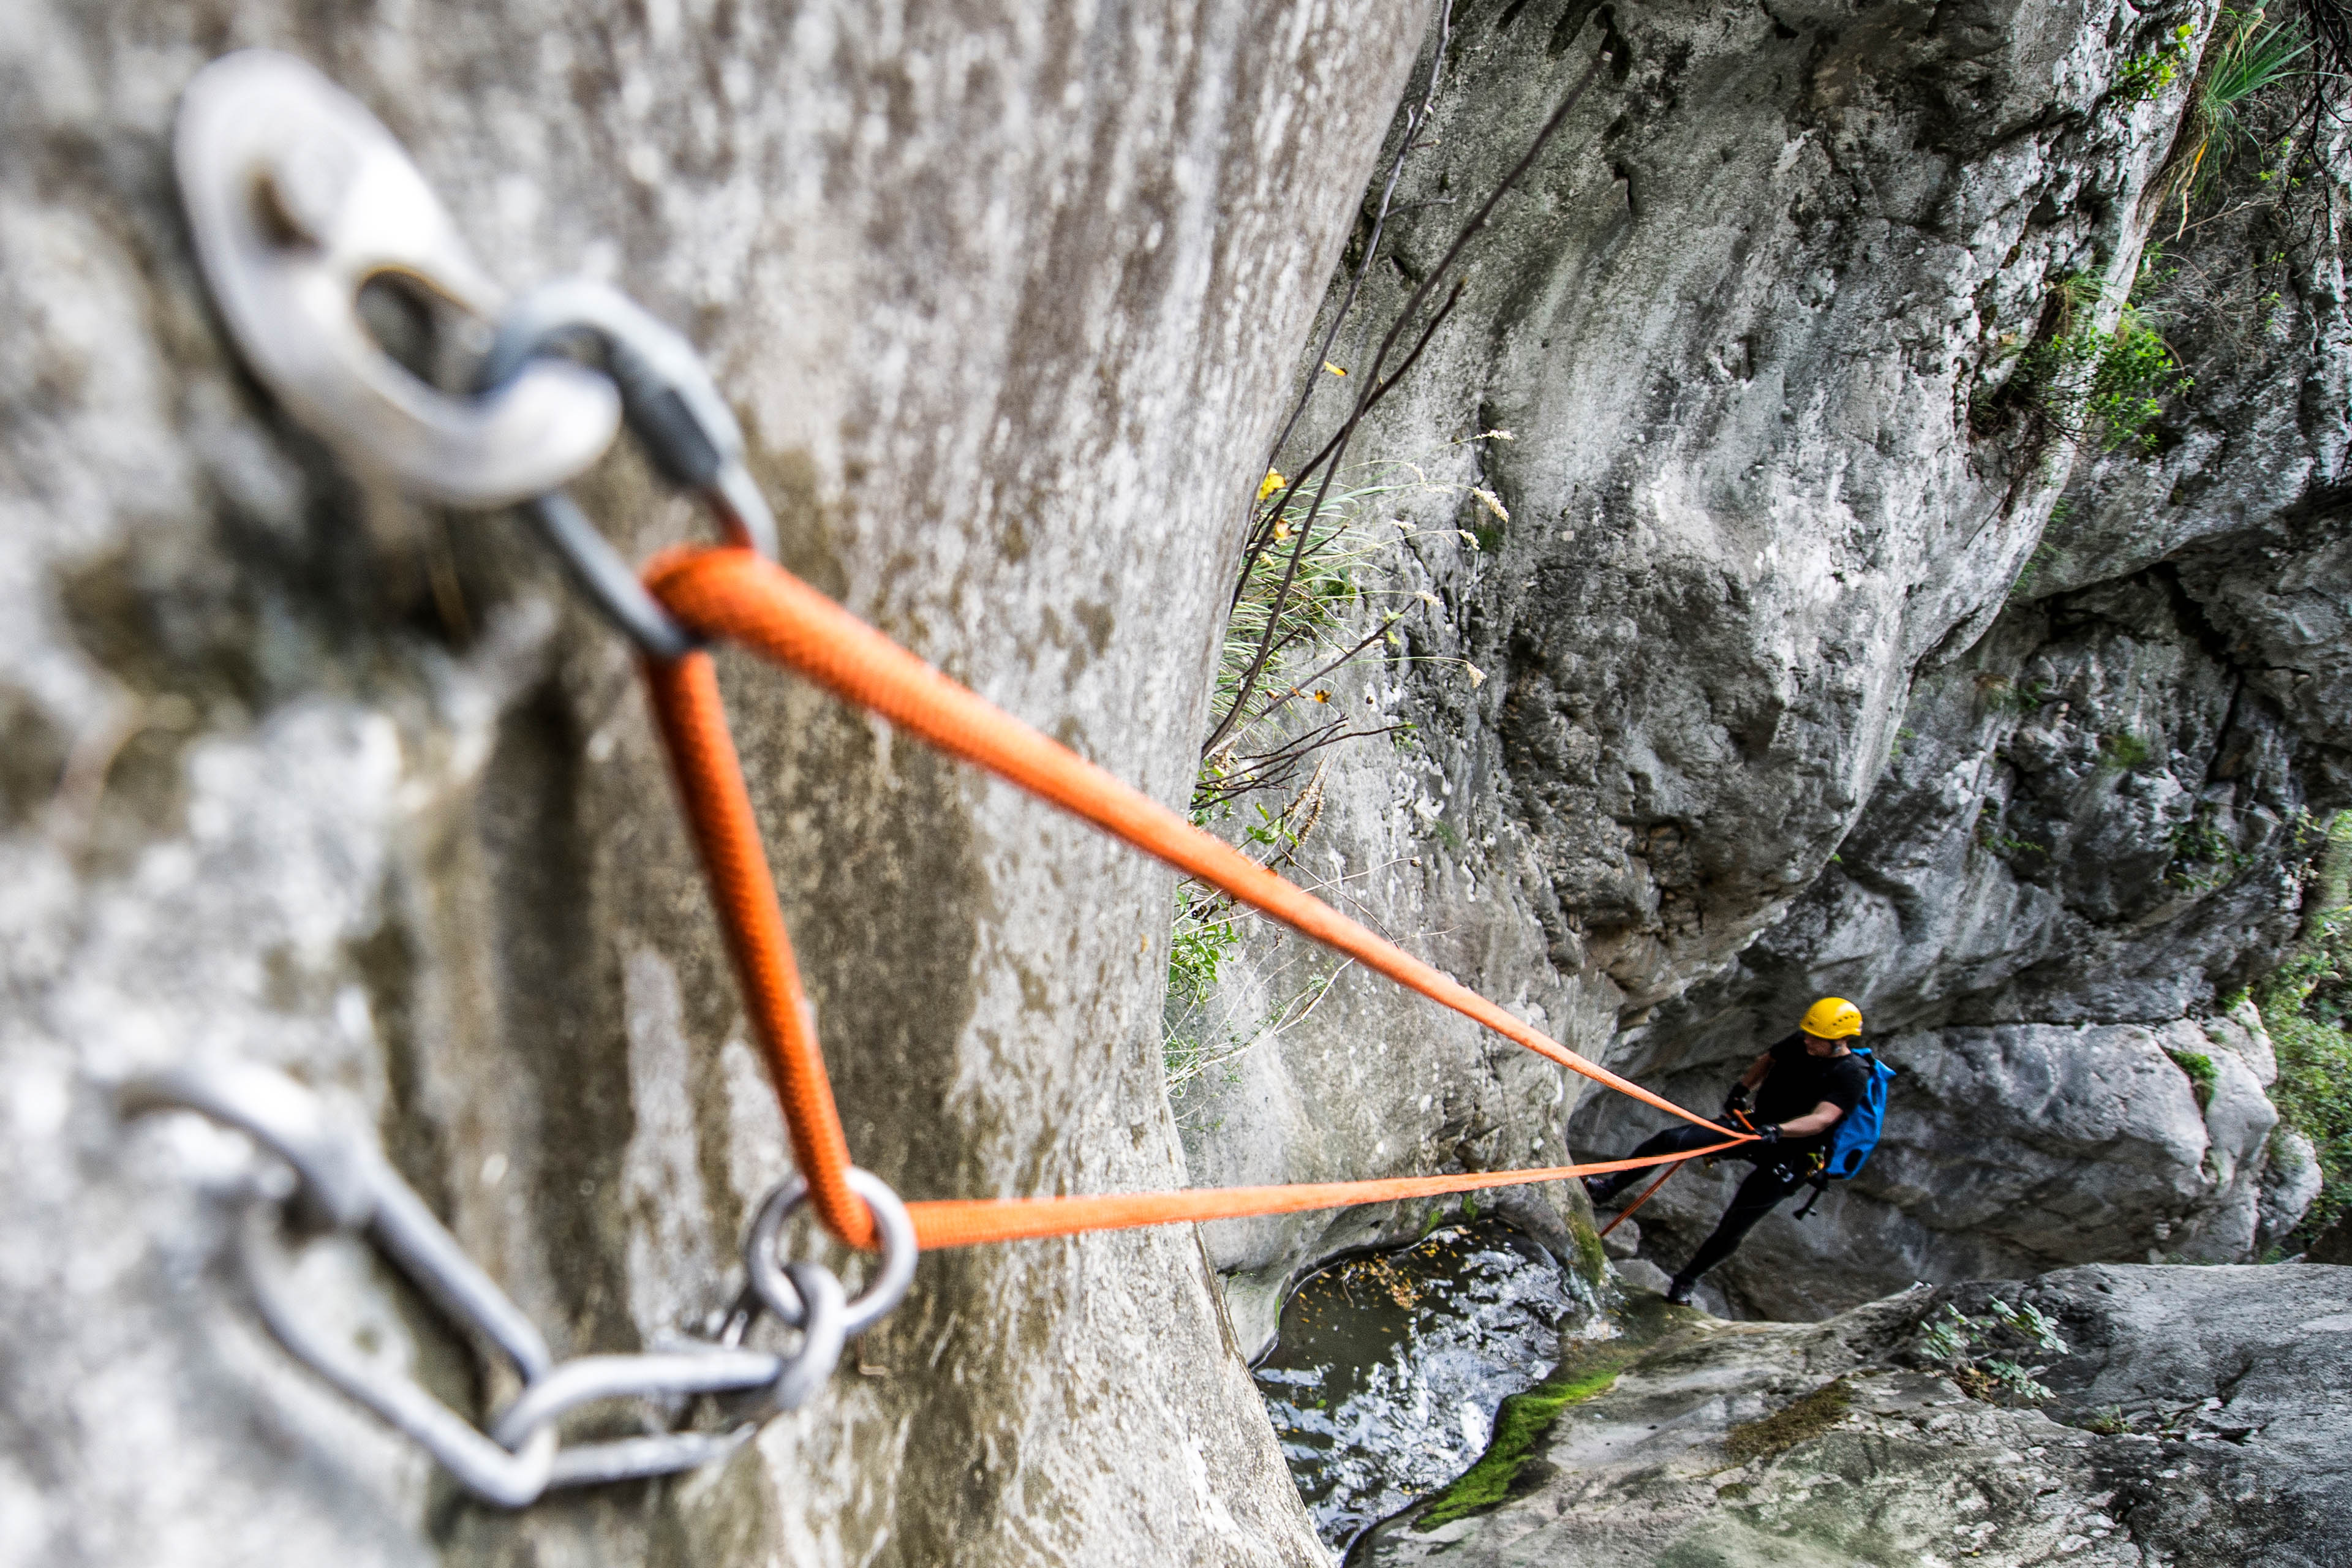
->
[638,545,1749,1251]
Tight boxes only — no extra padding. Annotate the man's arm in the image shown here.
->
[1773,1098,1844,1139]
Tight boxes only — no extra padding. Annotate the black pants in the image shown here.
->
[1593,1122,1809,1286]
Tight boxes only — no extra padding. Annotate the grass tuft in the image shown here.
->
[2258,813,2352,1246]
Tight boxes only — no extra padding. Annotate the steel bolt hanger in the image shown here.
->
[176,50,620,505]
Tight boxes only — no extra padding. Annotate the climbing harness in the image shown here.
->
[136,48,1751,1504]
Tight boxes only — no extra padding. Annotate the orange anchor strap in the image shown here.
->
[902,1141,1746,1250]
[643,546,1730,1138]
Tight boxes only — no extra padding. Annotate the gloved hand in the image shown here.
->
[1721,1085,1753,1118]
[1755,1123,1782,1145]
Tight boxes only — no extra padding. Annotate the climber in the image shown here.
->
[1581,997,1875,1307]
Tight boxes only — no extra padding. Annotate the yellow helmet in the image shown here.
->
[1800,997,1863,1039]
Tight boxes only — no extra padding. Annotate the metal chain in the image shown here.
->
[123,1062,913,1507]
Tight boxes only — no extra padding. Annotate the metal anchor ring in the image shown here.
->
[474,279,780,660]
[744,1168,918,1340]
[175,51,619,506]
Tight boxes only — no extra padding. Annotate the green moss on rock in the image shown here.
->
[1414,1359,1627,1529]
[1722,1379,1854,1467]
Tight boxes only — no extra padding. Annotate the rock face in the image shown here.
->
[0,4,1435,1564]
[1355,1263,2352,1567]
[1182,0,2348,1327]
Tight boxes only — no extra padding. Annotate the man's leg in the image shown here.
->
[1582,1122,1727,1204]
[1665,1161,1806,1303]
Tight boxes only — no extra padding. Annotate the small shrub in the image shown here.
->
[2100,730,2156,771]
[1980,829,2050,858]
[2115,20,2201,103]
[2167,1048,2218,1109]
[1981,675,2057,715]
[1918,1300,2068,1406]
[2165,815,2252,891]
[1976,277,2191,453]
[2172,10,2312,204]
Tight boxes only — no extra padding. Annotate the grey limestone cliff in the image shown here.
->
[1182,0,2348,1333]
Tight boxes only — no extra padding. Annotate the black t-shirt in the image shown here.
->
[1755,1034,1871,1151]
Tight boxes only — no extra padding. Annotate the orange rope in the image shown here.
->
[643,652,875,1248]
[1596,1162,1679,1239]
[634,545,1751,1248]
[905,1142,1743,1250]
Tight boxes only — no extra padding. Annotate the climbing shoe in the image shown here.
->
[1581,1174,1624,1205]
[1665,1275,1696,1306]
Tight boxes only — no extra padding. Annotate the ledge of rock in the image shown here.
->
[1354,1263,2352,1567]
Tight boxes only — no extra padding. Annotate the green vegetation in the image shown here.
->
[2100,729,2156,771]
[1723,1379,1855,1466]
[1166,457,1508,1103]
[2010,542,2060,599]
[1198,469,1401,813]
[1979,830,2049,858]
[2166,814,2253,892]
[1412,1292,1695,1529]
[2166,1047,2219,1109]
[1980,674,2057,715]
[2255,812,2352,1247]
[1975,801,2049,859]
[2116,20,2201,102]
[1415,1357,1630,1527]
[1918,1298,2069,1405]
[1166,895,1242,1019]
[1568,1215,1607,1281]
[1975,274,2191,453]
[2171,10,2312,206]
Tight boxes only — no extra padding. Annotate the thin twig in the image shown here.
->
[1202,283,1463,753]
[1206,43,1610,754]
[1237,1,1460,607]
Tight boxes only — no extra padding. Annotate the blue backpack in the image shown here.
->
[1795,1046,1894,1218]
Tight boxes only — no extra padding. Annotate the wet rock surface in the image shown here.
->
[1253,1218,1597,1558]
[1354,1263,2352,1567]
